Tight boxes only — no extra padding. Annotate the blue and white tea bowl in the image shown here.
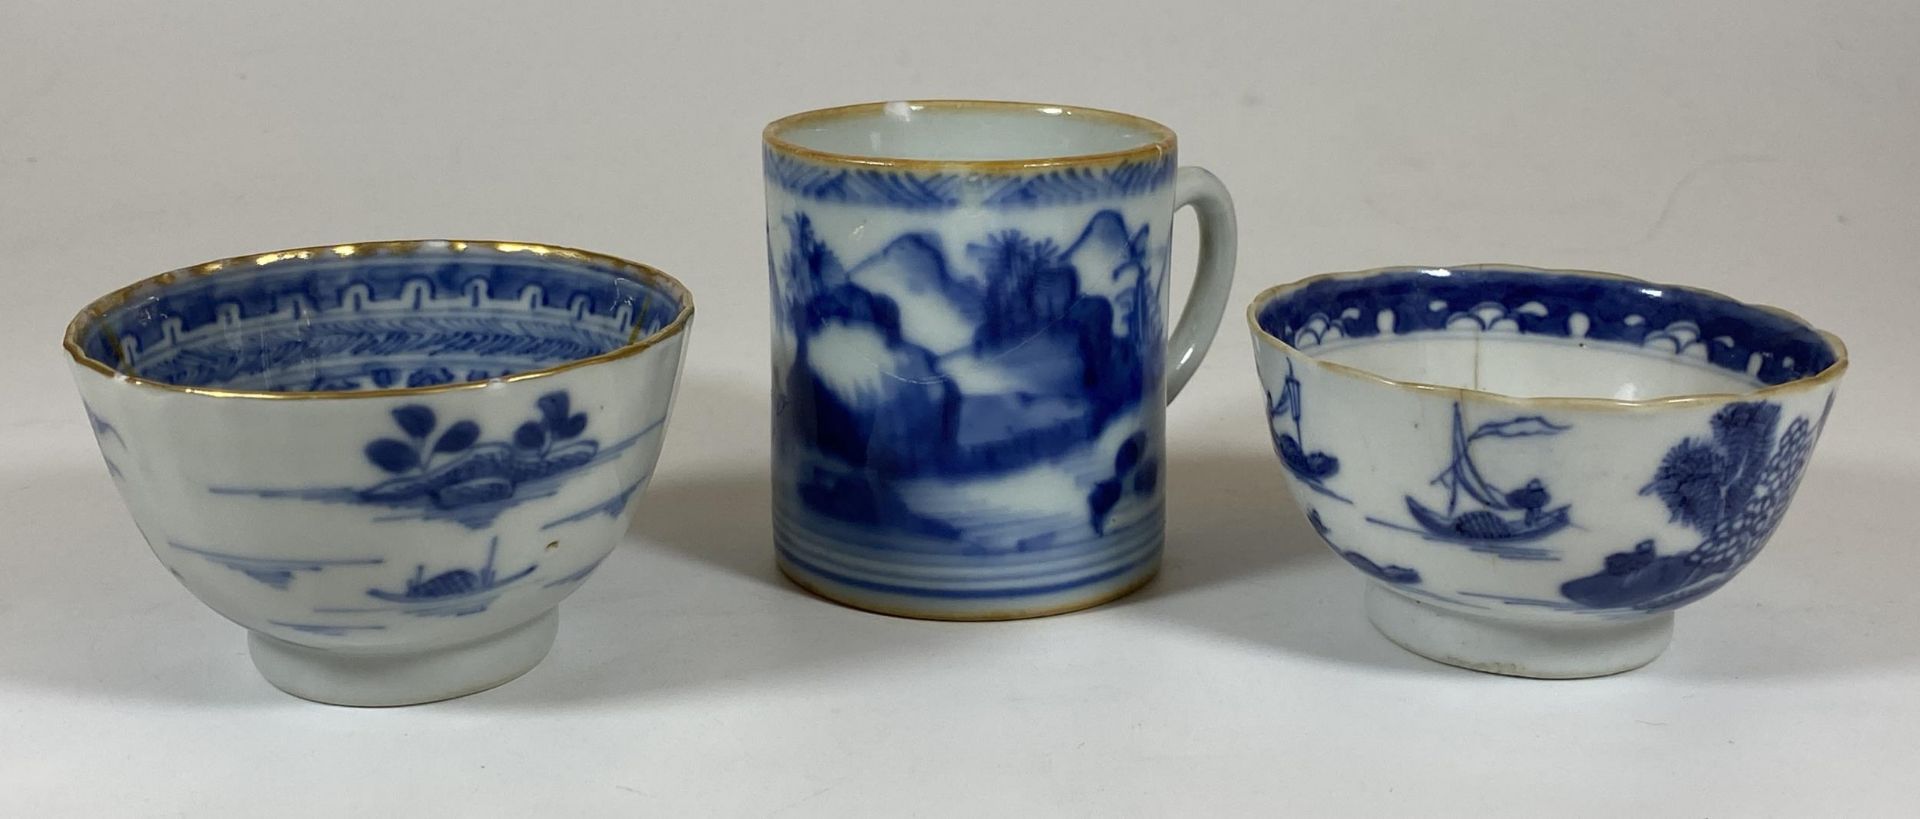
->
[1248,265,1846,678]
[65,241,693,705]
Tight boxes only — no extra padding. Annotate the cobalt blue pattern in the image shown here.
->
[773,501,1165,593]
[771,206,1169,599]
[1267,359,1346,503]
[84,402,121,445]
[1306,510,1481,608]
[979,156,1176,208]
[1310,510,1418,584]
[764,148,962,210]
[320,537,535,618]
[169,542,384,590]
[1365,403,1570,561]
[1256,267,1838,387]
[75,246,685,392]
[766,149,1175,210]
[213,398,667,530]
[773,207,1163,569]
[83,402,126,478]
[774,535,1160,600]
[361,391,591,508]
[541,476,649,530]
[1555,397,1829,612]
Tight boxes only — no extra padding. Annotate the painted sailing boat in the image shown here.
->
[366,536,536,606]
[1401,404,1571,545]
[1268,360,1346,502]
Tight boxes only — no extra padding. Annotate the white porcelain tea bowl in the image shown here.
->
[1248,265,1846,678]
[65,241,693,705]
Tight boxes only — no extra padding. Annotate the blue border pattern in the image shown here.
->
[764,149,962,210]
[764,149,1174,211]
[979,155,1176,208]
[78,248,685,391]
[1255,268,1838,386]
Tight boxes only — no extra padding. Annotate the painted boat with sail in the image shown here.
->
[1403,404,1570,544]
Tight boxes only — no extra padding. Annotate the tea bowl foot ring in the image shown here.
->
[1364,584,1673,679]
[247,609,558,706]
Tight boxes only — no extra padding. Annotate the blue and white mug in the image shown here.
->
[764,100,1238,619]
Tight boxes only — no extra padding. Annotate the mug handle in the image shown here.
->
[1165,166,1239,402]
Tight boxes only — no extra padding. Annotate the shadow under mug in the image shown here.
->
[764,100,1238,620]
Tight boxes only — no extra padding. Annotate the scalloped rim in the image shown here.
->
[1246,263,1849,410]
[63,240,695,401]
[762,99,1177,172]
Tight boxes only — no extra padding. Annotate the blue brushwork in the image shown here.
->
[765,149,1173,211]
[74,245,685,392]
[1088,431,1158,535]
[774,538,1160,600]
[1267,359,1347,503]
[1255,267,1839,387]
[1457,591,1583,610]
[214,403,666,530]
[1306,510,1485,608]
[764,148,963,210]
[1366,403,1570,561]
[169,542,384,590]
[321,536,535,618]
[1450,591,1644,621]
[360,391,591,507]
[85,402,126,479]
[1310,510,1418,584]
[773,208,1163,551]
[84,402,122,445]
[541,475,650,530]
[979,155,1176,207]
[1556,398,1827,612]
[541,555,609,589]
[267,621,389,637]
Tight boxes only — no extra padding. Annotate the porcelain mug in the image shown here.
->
[764,100,1238,619]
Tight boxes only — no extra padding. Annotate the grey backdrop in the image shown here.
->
[3,1,1912,815]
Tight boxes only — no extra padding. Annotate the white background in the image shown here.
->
[3,1,1915,815]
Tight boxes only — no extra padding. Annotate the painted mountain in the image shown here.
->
[772,209,1164,546]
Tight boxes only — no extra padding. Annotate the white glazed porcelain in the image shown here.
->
[1248,265,1846,678]
[764,101,1237,619]
[65,241,692,705]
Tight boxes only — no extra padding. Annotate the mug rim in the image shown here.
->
[762,99,1178,171]
[63,239,696,401]
[1246,263,1849,411]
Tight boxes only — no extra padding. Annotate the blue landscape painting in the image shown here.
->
[1557,398,1828,612]
[772,208,1165,555]
[213,392,665,530]
[1456,396,1831,615]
